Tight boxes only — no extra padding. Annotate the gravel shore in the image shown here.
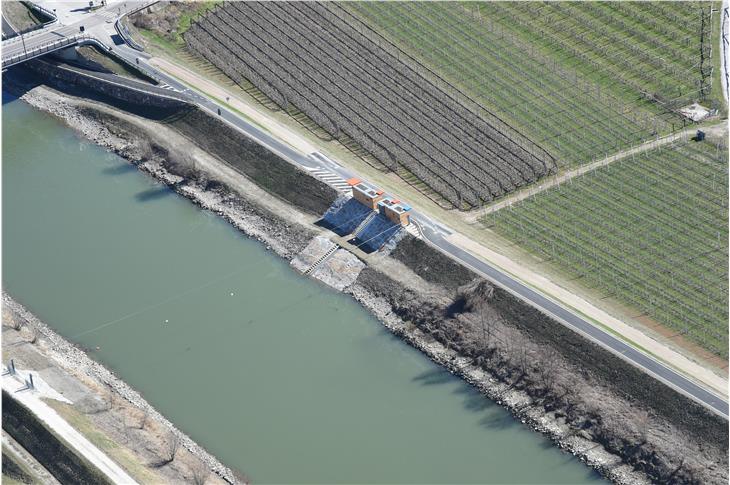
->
[2,292,241,484]
[345,283,648,485]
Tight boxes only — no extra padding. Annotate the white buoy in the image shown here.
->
[230,292,234,296]
[165,319,169,323]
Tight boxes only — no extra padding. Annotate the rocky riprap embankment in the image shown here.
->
[7,76,726,485]
[2,293,241,484]
[17,83,314,261]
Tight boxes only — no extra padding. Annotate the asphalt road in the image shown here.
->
[2,14,17,38]
[132,56,729,418]
[3,5,728,419]
[1,2,139,66]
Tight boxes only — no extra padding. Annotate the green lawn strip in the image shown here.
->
[170,1,221,46]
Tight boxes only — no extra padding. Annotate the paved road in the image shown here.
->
[1,2,139,67]
[4,2,728,419]
[417,225,730,417]
[2,13,18,38]
[2,369,139,484]
[125,54,729,418]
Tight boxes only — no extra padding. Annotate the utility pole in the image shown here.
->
[20,31,27,58]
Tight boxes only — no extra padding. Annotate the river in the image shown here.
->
[2,96,603,484]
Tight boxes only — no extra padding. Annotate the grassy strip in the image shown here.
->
[44,400,162,484]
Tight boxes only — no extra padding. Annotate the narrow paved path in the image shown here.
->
[2,370,138,485]
[464,122,727,222]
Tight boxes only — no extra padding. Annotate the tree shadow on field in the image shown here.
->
[135,186,172,203]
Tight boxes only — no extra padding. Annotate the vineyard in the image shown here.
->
[184,2,556,210]
[487,139,729,357]
[347,1,718,167]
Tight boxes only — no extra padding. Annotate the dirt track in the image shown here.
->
[464,121,729,222]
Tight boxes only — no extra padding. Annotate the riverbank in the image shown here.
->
[2,293,242,484]
[4,72,727,484]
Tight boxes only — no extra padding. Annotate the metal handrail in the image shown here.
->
[2,34,92,68]
[1,1,58,40]
[25,1,58,24]
[115,19,144,51]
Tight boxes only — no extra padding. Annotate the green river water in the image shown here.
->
[2,97,604,484]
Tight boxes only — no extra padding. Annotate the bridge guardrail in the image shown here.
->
[115,18,144,51]
[1,1,58,40]
[2,34,92,68]
[115,2,157,52]
[26,2,58,25]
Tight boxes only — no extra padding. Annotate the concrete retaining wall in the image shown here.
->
[26,59,189,109]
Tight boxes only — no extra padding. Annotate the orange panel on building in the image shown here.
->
[352,182,385,210]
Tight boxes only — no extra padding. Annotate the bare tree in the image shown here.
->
[106,383,115,411]
[164,432,181,464]
[515,344,531,378]
[536,347,560,391]
[27,327,38,345]
[635,408,651,444]
[475,299,492,353]
[190,460,211,485]
[138,409,149,430]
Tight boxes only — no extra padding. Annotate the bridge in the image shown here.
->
[1,1,149,69]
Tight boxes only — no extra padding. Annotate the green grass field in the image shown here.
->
[486,138,729,357]
[346,1,717,168]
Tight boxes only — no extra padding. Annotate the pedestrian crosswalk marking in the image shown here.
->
[310,168,350,193]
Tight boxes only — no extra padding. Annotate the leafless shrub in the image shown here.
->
[27,328,38,345]
[190,460,211,485]
[9,318,24,331]
[138,408,149,430]
[164,432,181,464]
[105,383,115,411]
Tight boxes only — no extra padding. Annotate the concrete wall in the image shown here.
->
[26,58,189,109]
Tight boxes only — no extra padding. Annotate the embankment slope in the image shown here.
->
[4,65,727,485]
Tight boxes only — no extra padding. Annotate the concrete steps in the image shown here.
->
[351,211,377,238]
[304,245,339,275]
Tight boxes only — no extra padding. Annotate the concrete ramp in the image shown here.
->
[291,236,336,273]
[309,249,365,291]
[291,236,365,291]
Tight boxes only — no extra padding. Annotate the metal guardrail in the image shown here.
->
[25,2,58,24]
[115,18,144,51]
[2,34,92,68]
[1,1,58,40]
[115,2,158,52]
